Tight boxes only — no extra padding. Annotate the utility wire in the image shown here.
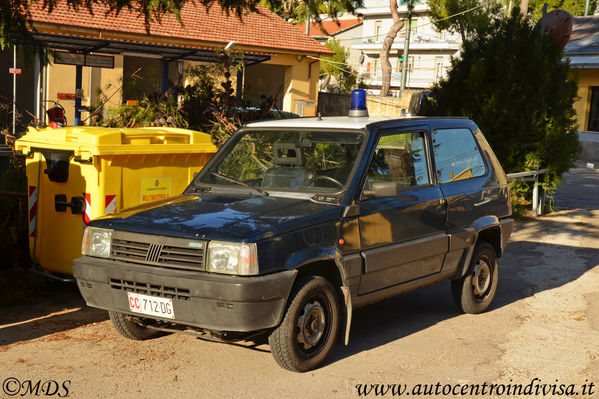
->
[332,4,484,43]
[308,4,484,77]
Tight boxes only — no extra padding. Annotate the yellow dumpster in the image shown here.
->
[15,126,217,276]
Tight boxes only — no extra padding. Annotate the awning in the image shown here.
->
[30,32,271,65]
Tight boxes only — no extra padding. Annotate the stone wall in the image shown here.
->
[317,90,421,117]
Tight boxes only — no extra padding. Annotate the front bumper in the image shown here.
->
[73,256,297,332]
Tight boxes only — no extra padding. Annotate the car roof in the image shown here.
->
[244,116,470,130]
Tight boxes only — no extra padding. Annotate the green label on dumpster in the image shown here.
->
[141,177,172,203]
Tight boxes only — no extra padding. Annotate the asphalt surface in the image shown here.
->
[0,167,598,398]
[555,163,599,211]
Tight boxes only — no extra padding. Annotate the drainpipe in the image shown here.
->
[308,59,318,99]
[34,50,42,121]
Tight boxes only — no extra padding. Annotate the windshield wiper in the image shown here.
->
[210,171,268,196]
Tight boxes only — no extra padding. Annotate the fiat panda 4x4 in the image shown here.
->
[74,91,514,372]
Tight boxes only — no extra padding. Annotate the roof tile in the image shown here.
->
[29,3,332,55]
[296,19,363,37]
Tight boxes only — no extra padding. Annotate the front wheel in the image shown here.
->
[452,241,498,314]
[268,276,340,372]
[109,311,167,340]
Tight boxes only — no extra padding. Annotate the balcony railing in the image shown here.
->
[353,31,460,46]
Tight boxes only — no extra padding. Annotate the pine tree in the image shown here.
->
[427,10,580,187]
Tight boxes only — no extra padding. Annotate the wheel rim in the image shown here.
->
[296,295,331,357]
[472,257,492,301]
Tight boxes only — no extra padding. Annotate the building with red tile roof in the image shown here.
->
[1,2,331,125]
[29,2,332,57]
[296,19,364,41]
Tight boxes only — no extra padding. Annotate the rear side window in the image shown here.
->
[432,128,486,184]
[365,131,430,190]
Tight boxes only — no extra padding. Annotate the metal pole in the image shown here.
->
[75,65,83,126]
[236,68,244,106]
[34,50,42,121]
[585,0,590,15]
[400,0,414,97]
[532,174,539,217]
[13,45,16,136]
[161,60,170,95]
[305,14,310,35]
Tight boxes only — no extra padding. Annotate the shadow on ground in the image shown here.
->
[326,238,599,367]
[0,269,108,346]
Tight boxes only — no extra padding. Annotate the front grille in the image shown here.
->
[110,278,191,300]
[110,231,206,271]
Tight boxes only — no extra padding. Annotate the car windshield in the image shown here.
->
[197,130,365,194]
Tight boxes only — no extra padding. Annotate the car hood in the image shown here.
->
[91,193,343,242]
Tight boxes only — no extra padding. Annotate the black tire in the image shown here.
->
[109,311,166,340]
[452,241,498,314]
[268,276,340,372]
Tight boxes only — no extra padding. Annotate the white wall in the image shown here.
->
[354,0,461,92]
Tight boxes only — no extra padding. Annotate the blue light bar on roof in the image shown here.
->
[349,89,369,117]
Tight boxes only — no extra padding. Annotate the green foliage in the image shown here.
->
[101,53,288,148]
[528,0,598,18]
[428,0,503,41]
[320,39,358,93]
[427,10,580,193]
[102,98,188,128]
[262,0,361,25]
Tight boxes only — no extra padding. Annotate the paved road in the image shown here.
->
[555,164,599,211]
[1,171,598,398]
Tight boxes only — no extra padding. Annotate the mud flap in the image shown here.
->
[341,286,352,345]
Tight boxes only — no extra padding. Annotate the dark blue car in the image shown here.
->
[74,98,513,372]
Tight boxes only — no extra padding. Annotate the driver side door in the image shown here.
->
[357,129,448,295]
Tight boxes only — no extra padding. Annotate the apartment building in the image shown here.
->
[353,0,461,95]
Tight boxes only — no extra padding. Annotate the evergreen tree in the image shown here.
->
[427,10,580,187]
[428,0,503,42]
[320,39,358,93]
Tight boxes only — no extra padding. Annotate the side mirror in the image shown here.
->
[362,182,398,199]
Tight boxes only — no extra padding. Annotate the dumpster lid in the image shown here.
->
[14,126,217,157]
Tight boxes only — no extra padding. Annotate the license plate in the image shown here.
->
[127,292,175,319]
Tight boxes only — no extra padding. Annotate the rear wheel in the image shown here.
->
[109,311,167,340]
[268,276,340,372]
[452,241,498,314]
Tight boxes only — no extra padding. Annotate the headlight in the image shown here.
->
[207,241,258,275]
[81,227,113,258]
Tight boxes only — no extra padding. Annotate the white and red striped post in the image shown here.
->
[28,185,38,237]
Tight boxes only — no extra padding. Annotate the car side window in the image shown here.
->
[432,128,486,184]
[365,131,430,190]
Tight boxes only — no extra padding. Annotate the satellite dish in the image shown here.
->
[537,9,573,49]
